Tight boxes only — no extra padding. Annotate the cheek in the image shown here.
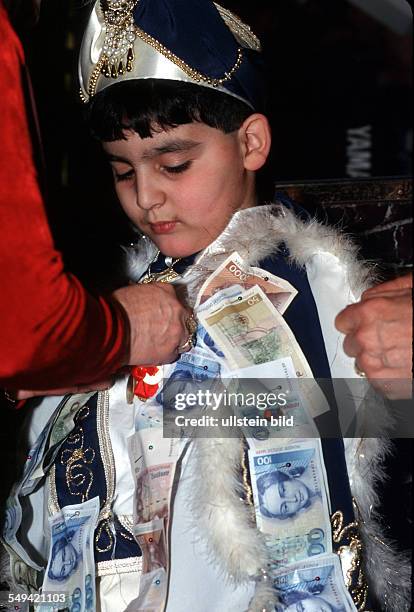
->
[115,184,140,220]
[179,171,239,222]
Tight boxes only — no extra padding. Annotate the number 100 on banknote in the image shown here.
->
[248,439,332,567]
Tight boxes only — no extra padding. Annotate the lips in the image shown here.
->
[149,221,177,234]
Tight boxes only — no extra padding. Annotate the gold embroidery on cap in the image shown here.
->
[85,1,248,99]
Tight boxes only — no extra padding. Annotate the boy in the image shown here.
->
[1,1,410,611]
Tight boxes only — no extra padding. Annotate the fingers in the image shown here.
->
[336,282,413,399]
[335,302,366,334]
[336,291,410,336]
[362,273,412,296]
[113,283,195,365]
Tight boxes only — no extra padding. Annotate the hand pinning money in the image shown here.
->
[335,273,413,400]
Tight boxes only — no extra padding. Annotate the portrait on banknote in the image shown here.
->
[274,557,351,612]
[47,531,80,582]
[254,446,322,521]
[135,464,171,524]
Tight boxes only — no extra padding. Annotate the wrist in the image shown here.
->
[108,291,133,366]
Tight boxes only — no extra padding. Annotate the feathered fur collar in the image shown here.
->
[125,204,371,301]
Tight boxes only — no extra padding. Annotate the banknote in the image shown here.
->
[134,400,163,432]
[197,284,244,313]
[125,568,167,612]
[273,553,357,611]
[128,430,184,526]
[196,323,227,361]
[248,440,332,567]
[198,286,331,418]
[198,286,312,375]
[128,431,184,611]
[19,406,61,495]
[156,346,223,412]
[228,357,319,440]
[134,463,175,526]
[2,493,41,572]
[39,496,99,612]
[2,410,58,571]
[135,518,168,573]
[195,251,297,314]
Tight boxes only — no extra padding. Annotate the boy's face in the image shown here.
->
[103,122,256,257]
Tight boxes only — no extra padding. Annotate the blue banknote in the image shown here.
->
[248,440,332,566]
[39,496,99,612]
[156,348,222,411]
[273,553,356,611]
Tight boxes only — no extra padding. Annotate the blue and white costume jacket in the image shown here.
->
[1,204,410,612]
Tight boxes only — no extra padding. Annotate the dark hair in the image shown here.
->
[86,79,253,142]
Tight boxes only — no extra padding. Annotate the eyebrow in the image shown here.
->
[105,139,201,164]
[142,139,201,159]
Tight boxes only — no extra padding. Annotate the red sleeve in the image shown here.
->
[0,4,128,389]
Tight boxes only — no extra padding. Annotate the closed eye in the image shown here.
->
[114,169,135,182]
[162,161,192,175]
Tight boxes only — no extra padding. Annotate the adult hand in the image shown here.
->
[112,282,193,365]
[335,273,413,399]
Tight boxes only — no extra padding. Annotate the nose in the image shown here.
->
[136,170,165,211]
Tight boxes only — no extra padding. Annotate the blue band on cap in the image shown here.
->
[132,0,265,109]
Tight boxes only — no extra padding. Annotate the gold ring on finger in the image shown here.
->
[354,362,366,378]
[177,335,194,354]
[185,314,198,335]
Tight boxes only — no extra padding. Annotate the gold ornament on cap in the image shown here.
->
[81,1,261,103]
[88,0,138,97]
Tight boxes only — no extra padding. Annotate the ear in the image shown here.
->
[239,113,271,171]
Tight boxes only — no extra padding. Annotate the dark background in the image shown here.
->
[1,0,412,580]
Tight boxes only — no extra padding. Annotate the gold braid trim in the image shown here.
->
[331,506,369,611]
[133,25,243,88]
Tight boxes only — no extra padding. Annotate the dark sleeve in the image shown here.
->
[0,5,128,389]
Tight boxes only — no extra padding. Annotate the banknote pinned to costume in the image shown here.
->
[127,430,188,611]
[195,251,297,370]
[197,286,312,374]
[197,284,330,419]
[248,439,332,567]
[38,496,100,612]
[195,251,298,313]
[227,356,319,441]
[273,553,357,611]
[157,347,224,413]
[3,397,87,574]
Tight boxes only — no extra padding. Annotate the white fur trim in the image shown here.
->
[189,438,268,582]
[345,436,412,610]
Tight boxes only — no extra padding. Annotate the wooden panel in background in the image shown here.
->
[275,176,413,278]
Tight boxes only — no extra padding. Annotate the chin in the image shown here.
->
[154,238,199,259]
[163,247,197,258]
